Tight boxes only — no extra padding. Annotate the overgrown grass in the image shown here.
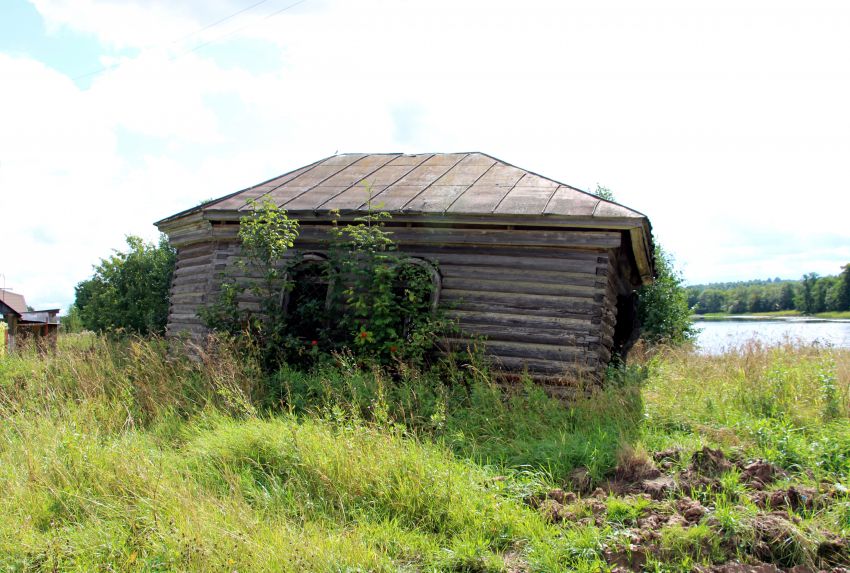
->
[1,335,848,571]
[641,341,850,478]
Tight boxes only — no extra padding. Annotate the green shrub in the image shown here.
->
[74,235,175,335]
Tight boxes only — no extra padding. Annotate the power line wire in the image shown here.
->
[168,0,274,47]
[178,0,308,58]
[72,0,307,82]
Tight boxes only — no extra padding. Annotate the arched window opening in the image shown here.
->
[282,254,330,342]
[392,258,440,340]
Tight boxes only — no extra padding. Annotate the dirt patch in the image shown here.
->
[604,546,648,572]
[740,460,786,490]
[816,536,850,567]
[531,448,842,572]
[677,497,707,523]
[691,446,734,476]
[641,475,677,500]
[751,487,818,512]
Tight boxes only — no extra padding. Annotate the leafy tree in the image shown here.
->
[831,264,850,311]
[795,273,819,315]
[814,276,835,313]
[778,283,795,310]
[695,289,726,314]
[74,235,176,334]
[637,246,695,344]
[60,304,84,333]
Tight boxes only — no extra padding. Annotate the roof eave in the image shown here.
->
[193,208,654,284]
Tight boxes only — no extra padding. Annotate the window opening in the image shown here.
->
[283,255,330,342]
[392,258,440,340]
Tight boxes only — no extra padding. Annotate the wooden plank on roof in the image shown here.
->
[475,163,526,186]
[494,186,557,215]
[258,185,316,209]
[392,164,455,186]
[432,155,495,186]
[318,154,396,187]
[285,187,350,210]
[403,185,467,212]
[360,164,424,186]
[594,201,645,219]
[448,185,512,213]
[368,185,428,210]
[212,163,318,210]
[320,185,388,211]
[544,186,600,216]
[284,165,348,188]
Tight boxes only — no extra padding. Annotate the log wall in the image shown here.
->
[165,219,634,383]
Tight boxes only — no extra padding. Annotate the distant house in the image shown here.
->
[0,289,60,353]
[156,153,655,386]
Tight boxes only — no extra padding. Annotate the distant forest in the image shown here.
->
[687,264,850,315]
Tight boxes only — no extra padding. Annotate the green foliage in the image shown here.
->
[274,359,645,482]
[74,235,175,335]
[593,184,616,202]
[637,246,695,345]
[796,272,820,314]
[326,208,446,366]
[200,200,300,370]
[59,303,84,333]
[202,199,447,370]
[688,263,850,315]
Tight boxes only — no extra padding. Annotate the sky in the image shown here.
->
[1,0,849,311]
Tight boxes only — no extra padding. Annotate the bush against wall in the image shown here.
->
[637,246,695,345]
[74,235,176,335]
[201,201,447,370]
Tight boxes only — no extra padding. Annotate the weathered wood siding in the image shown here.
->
[167,240,216,341]
[165,220,633,382]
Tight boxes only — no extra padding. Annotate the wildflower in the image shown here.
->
[389,345,397,353]
[311,340,318,346]
[360,330,368,339]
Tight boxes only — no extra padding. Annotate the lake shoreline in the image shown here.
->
[692,314,850,324]
[693,317,850,353]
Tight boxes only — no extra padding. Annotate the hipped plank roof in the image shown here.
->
[158,152,648,223]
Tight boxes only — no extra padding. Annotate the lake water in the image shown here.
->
[693,318,850,354]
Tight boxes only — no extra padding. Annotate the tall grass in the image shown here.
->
[1,334,849,571]
[641,340,850,477]
[0,335,625,571]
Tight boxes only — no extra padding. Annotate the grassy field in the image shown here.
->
[1,336,849,571]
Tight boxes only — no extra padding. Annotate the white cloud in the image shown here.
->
[2,0,850,309]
